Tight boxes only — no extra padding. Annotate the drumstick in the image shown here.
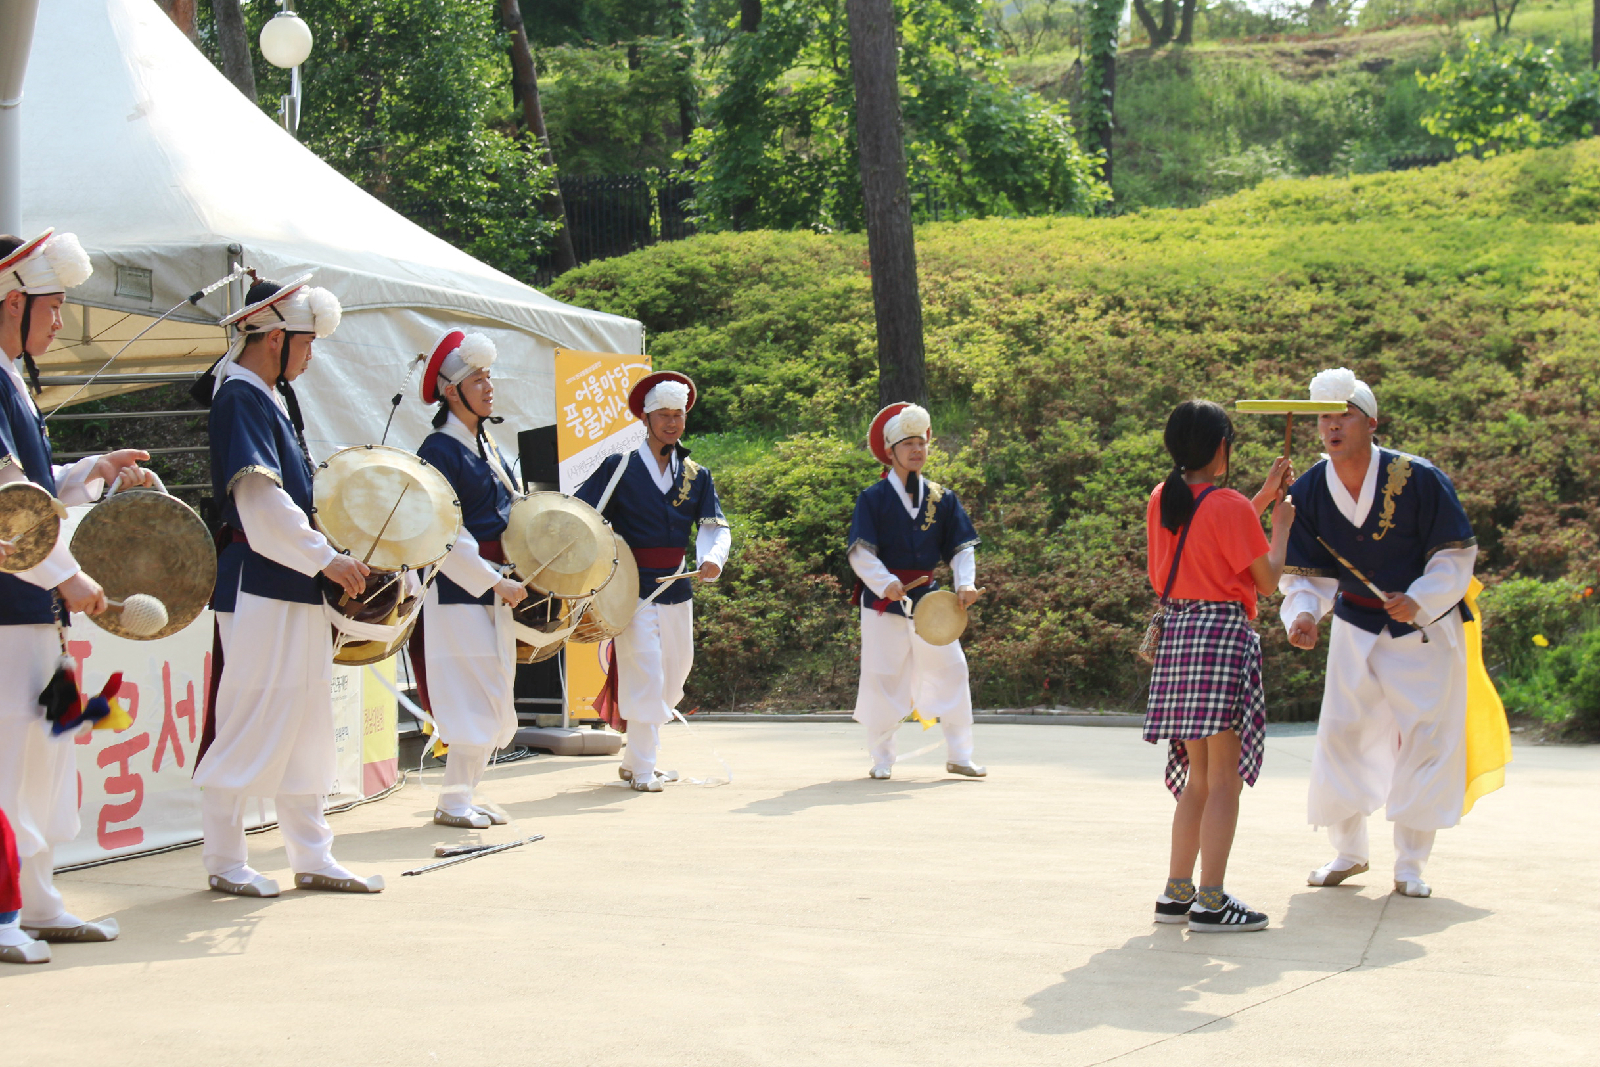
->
[401,835,543,876]
[654,570,700,584]
[521,537,577,586]
[342,484,411,606]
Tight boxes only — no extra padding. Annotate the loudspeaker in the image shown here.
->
[518,425,558,491]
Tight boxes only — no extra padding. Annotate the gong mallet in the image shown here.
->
[105,593,169,636]
[1235,400,1348,458]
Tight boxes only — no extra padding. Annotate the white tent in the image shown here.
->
[17,0,641,461]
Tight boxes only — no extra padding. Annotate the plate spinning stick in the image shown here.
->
[1235,400,1349,458]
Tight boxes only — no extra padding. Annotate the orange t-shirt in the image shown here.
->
[1145,482,1270,619]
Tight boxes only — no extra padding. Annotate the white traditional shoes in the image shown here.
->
[1394,879,1433,898]
[209,871,281,897]
[21,916,120,942]
[0,939,51,964]
[434,808,493,829]
[1308,859,1369,886]
[620,767,678,791]
[868,765,892,779]
[294,870,385,893]
[946,762,987,777]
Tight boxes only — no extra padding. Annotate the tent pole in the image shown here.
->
[0,0,42,234]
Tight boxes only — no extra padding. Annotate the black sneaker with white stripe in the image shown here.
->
[1187,894,1268,933]
[1154,895,1192,924]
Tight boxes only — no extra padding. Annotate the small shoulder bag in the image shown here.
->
[1137,486,1216,665]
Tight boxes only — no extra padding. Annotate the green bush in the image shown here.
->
[554,140,1600,711]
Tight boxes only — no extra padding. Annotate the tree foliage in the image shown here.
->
[685,0,1107,231]
[196,0,557,282]
[1418,37,1600,157]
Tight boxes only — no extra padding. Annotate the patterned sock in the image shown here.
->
[1164,878,1195,902]
[1197,885,1227,910]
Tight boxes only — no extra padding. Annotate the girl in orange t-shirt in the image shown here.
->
[1144,400,1295,933]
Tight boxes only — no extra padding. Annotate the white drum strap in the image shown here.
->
[595,450,630,513]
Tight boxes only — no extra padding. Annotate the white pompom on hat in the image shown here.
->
[1309,367,1377,419]
[643,379,690,414]
[0,229,94,296]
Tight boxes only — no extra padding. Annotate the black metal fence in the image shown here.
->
[532,172,698,286]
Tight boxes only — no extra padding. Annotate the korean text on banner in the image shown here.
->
[555,348,649,720]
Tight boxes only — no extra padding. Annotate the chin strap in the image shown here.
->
[274,332,313,467]
[18,294,42,394]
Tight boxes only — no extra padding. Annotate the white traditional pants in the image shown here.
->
[420,587,517,815]
[196,591,339,875]
[854,608,975,768]
[616,601,694,781]
[1310,613,1468,878]
[0,624,80,924]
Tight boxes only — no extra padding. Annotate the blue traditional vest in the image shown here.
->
[575,448,728,606]
[418,429,515,606]
[209,375,320,611]
[1285,449,1476,637]
[846,475,980,619]
[0,362,63,625]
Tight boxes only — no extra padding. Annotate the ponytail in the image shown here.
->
[431,399,449,429]
[1159,400,1234,533]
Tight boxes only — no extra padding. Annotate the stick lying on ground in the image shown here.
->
[402,835,543,876]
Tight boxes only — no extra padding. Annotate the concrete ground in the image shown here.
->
[3,722,1595,1067]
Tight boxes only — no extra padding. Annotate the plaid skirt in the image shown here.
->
[1143,600,1266,799]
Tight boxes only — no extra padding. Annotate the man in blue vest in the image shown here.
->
[848,403,984,780]
[575,372,731,791]
[0,230,155,956]
[193,276,380,897]
[1281,368,1478,898]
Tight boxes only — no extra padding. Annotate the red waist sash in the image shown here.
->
[865,568,934,614]
[477,539,505,565]
[1341,590,1386,610]
[634,547,686,570]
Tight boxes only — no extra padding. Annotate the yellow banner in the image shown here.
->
[554,348,650,721]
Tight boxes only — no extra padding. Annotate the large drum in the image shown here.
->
[0,481,66,573]
[569,533,639,644]
[503,492,615,599]
[70,489,216,641]
[312,444,460,659]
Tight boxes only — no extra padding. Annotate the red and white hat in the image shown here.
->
[211,274,342,396]
[218,273,342,338]
[421,330,496,404]
[628,371,696,420]
[868,402,931,466]
[0,229,93,297]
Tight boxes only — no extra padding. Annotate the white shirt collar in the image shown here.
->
[885,467,924,519]
[441,412,478,450]
[224,363,286,412]
[637,438,676,494]
[1324,445,1381,528]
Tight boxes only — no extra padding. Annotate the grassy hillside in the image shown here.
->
[552,140,1600,725]
[1004,0,1595,209]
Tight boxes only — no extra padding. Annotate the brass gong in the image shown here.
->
[0,481,67,573]
[70,490,216,640]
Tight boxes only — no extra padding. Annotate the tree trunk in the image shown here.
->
[1177,0,1198,44]
[741,0,762,33]
[210,0,256,103]
[845,0,927,408]
[1131,0,1173,46]
[498,0,577,275]
[157,0,199,41]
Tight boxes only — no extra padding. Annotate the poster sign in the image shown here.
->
[553,348,649,720]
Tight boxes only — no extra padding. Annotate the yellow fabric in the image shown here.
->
[1461,577,1512,816]
[92,698,133,732]
[907,710,938,731]
[421,719,448,757]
